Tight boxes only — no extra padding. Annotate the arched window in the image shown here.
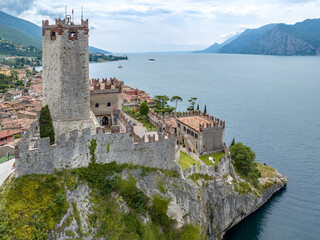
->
[71,31,76,38]
[95,103,99,108]
[107,102,111,107]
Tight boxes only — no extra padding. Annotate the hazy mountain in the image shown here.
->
[0,11,42,48]
[88,46,111,54]
[219,24,278,53]
[198,19,320,56]
[0,11,110,55]
[194,34,239,53]
[245,19,320,55]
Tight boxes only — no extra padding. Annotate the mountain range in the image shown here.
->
[196,18,320,56]
[0,11,110,55]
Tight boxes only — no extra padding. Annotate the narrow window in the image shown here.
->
[50,31,56,40]
[95,103,99,108]
[107,102,111,107]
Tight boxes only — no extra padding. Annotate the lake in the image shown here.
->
[89,53,320,240]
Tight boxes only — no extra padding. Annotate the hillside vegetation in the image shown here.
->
[0,162,202,240]
[0,11,110,56]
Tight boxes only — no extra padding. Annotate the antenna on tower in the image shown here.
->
[65,5,67,18]
[72,9,74,24]
[81,6,83,21]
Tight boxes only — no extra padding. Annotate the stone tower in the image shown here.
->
[42,17,91,135]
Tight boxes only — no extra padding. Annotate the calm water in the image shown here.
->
[89,53,320,240]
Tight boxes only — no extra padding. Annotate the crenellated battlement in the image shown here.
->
[177,110,225,130]
[90,77,123,94]
[15,121,179,177]
[42,18,89,38]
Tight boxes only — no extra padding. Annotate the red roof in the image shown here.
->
[0,129,22,139]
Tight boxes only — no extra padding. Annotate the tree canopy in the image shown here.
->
[139,101,149,117]
[39,105,55,144]
[154,95,170,108]
[230,142,261,186]
[152,95,174,114]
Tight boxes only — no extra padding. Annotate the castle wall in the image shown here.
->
[15,128,179,177]
[200,128,225,154]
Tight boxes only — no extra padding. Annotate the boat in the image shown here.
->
[148,59,155,61]
[118,62,123,68]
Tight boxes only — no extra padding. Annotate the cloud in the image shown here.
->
[3,0,320,52]
[0,0,36,14]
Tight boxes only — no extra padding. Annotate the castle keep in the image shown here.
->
[42,18,93,135]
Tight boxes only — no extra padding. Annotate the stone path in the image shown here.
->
[0,158,15,187]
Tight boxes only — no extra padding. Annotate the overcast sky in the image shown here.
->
[1,0,320,52]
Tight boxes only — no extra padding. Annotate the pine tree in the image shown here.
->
[204,105,207,113]
[39,105,55,144]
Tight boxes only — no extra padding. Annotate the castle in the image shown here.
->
[15,16,226,178]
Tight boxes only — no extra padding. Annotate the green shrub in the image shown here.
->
[150,195,173,237]
[88,139,97,163]
[13,134,23,139]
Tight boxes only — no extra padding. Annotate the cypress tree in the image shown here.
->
[39,105,55,144]
[230,138,236,147]
[197,103,199,110]
[204,105,207,113]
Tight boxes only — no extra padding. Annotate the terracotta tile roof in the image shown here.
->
[166,118,177,128]
[0,103,7,109]
[0,129,22,139]
[177,116,212,132]
[1,118,34,131]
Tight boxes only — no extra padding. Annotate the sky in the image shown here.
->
[1,0,320,52]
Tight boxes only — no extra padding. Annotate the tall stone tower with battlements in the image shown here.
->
[42,17,93,135]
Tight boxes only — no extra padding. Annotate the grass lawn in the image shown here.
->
[138,117,157,132]
[200,151,226,170]
[0,155,14,164]
[257,163,277,178]
[122,106,157,132]
[179,151,200,171]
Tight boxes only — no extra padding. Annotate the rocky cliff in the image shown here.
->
[198,18,320,56]
[246,24,320,55]
[0,157,286,240]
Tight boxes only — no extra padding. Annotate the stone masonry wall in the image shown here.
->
[15,128,179,178]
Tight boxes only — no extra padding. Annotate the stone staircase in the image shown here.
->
[184,135,197,153]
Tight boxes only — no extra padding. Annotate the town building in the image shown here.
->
[0,130,23,146]
[0,66,11,76]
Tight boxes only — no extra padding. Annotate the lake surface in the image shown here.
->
[89,53,320,240]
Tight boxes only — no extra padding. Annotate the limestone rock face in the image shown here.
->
[50,157,286,239]
[246,24,320,55]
